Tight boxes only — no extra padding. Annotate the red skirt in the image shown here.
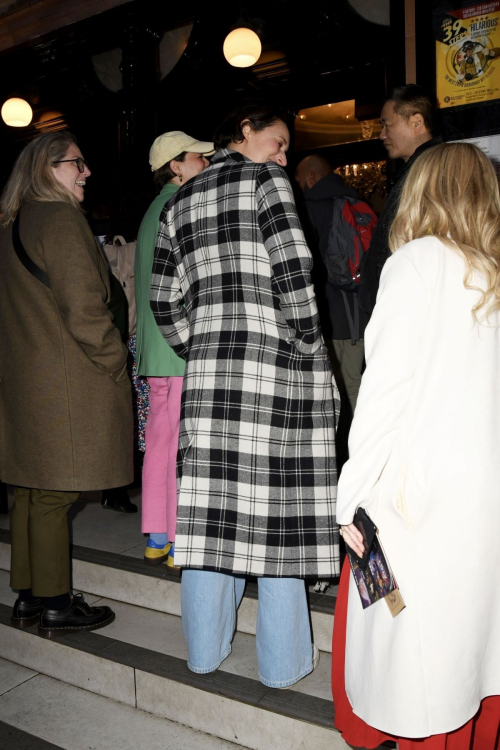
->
[332,560,500,750]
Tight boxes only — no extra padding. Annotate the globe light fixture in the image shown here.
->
[1,97,33,127]
[223,28,262,68]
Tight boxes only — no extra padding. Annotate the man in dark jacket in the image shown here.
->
[295,154,369,422]
[359,84,442,315]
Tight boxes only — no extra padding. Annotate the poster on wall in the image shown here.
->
[455,133,500,176]
[436,2,500,108]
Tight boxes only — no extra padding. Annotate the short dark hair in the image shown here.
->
[213,101,287,149]
[153,151,186,187]
[389,84,435,132]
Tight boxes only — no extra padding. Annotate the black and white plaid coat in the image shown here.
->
[151,149,340,578]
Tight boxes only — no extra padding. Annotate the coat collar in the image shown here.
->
[408,135,443,165]
[210,148,252,166]
[390,135,443,190]
[160,182,179,198]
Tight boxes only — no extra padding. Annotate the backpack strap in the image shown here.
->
[341,290,360,345]
[12,214,51,289]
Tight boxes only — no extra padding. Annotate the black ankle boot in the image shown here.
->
[101,486,137,513]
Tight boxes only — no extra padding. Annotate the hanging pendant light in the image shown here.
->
[223,27,262,68]
[1,98,33,127]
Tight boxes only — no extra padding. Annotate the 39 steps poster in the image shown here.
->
[436,2,500,108]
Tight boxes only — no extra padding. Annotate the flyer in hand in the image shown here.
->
[345,508,405,618]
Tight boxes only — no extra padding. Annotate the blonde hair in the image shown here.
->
[0,131,82,225]
[389,142,500,320]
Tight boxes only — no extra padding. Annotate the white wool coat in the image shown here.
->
[336,236,500,737]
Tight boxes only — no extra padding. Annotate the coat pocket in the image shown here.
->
[395,461,424,529]
[110,362,131,390]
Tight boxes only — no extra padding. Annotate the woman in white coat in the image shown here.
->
[332,142,500,749]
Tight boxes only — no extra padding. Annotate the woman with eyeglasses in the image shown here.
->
[0,131,133,636]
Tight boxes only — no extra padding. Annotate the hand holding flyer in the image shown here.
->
[344,508,405,618]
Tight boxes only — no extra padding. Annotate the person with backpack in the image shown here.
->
[295,154,377,427]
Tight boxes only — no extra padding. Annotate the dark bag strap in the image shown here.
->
[12,213,51,289]
[340,290,360,345]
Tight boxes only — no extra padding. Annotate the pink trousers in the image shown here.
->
[141,376,183,539]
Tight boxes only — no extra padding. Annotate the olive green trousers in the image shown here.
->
[10,486,80,597]
[326,338,365,418]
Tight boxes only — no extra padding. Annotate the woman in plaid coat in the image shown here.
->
[151,103,339,688]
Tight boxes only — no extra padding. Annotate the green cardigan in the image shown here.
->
[135,183,185,376]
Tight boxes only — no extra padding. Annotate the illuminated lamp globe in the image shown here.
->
[1,97,33,127]
[223,28,261,68]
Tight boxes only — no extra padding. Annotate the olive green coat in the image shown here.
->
[0,201,133,491]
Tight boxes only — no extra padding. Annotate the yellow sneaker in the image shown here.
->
[165,543,181,571]
[144,541,171,566]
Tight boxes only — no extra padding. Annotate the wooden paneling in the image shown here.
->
[404,0,416,84]
[0,0,133,53]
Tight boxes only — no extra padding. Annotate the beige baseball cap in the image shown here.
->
[149,131,215,171]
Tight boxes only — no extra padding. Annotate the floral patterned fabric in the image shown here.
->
[126,334,149,452]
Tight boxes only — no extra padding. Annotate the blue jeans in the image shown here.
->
[181,569,314,688]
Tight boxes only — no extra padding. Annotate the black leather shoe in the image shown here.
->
[101,487,137,513]
[11,597,44,628]
[38,593,115,638]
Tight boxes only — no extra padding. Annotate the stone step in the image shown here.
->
[0,657,250,750]
[0,568,332,700]
[0,589,348,750]
[0,529,336,653]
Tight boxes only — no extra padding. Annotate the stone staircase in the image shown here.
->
[0,528,357,750]
[0,529,347,750]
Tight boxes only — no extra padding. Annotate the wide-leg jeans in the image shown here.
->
[181,569,315,688]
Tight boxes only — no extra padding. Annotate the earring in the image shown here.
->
[178,173,182,183]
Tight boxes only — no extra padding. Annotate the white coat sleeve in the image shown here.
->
[336,250,431,525]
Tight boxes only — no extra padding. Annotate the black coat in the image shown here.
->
[359,136,443,316]
[303,174,370,340]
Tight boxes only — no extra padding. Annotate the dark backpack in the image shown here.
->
[321,197,378,344]
[323,197,377,292]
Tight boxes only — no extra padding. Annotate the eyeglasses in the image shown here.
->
[52,157,89,173]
